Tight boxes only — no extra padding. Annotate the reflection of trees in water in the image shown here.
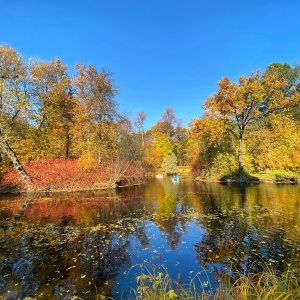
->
[1,181,187,298]
[0,219,136,298]
[134,219,150,248]
[194,183,300,277]
[149,178,186,249]
[0,195,32,239]
[143,178,190,251]
[1,180,300,297]
[80,229,130,278]
[0,188,153,299]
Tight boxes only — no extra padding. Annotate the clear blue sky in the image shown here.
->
[1,0,299,129]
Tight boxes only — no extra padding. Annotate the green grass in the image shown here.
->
[130,264,300,300]
[197,169,300,183]
[177,166,192,176]
[250,170,299,182]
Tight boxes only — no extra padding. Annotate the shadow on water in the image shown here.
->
[1,179,300,298]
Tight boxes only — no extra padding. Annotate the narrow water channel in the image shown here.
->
[1,177,300,299]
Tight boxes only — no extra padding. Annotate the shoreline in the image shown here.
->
[195,176,298,184]
[0,181,146,194]
[0,175,298,194]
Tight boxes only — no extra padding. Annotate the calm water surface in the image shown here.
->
[1,177,300,299]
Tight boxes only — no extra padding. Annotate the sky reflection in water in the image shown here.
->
[1,178,300,299]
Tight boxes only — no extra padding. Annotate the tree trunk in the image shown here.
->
[238,137,244,182]
[0,132,33,187]
[65,134,71,159]
[141,131,144,148]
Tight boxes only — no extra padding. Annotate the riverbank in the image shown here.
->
[0,179,146,194]
[133,267,300,300]
[195,172,299,184]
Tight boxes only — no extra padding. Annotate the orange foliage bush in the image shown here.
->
[0,158,144,191]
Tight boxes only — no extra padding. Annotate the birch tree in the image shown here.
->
[0,45,32,186]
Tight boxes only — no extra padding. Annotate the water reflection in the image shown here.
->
[0,179,300,299]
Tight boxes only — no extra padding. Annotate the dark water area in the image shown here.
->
[1,177,300,299]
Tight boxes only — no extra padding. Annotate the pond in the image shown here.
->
[1,177,300,299]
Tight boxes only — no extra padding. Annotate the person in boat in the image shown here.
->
[173,174,179,181]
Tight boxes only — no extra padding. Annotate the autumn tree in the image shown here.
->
[148,108,183,172]
[72,63,119,163]
[152,108,180,139]
[117,116,143,160]
[0,45,32,186]
[134,110,147,148]
[246,114,300,172]
[161,152,178,175]
[190,116,236,177]
[143,139,164,171]
[204,65,300,181]
[173,124,189,166]
[31,57,76,158]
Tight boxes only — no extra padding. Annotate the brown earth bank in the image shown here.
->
[0,180,146,194]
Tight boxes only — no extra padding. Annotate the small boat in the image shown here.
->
[155,174,164,179]
[172,175,179,182]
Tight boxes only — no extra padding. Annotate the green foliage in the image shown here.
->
[133,266,300,300]
[133,263,178,300]
[161,153,178,175]
[2,43,300,187]
[270,170,298,182]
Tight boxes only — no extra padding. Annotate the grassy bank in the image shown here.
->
[131,267,300,299]
[196,170,299,184]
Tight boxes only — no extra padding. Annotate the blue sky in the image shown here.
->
[1,0,299,129]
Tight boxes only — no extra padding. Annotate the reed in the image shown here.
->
[131,264,300,300]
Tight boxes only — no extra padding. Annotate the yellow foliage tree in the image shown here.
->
[204,65,300,181]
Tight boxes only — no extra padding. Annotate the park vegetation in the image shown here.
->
[132,264,300,300]
[0,44,300,191]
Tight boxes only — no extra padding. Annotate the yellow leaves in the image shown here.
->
[246,114,300,172]
[196,64,300,176]
[292,150,300,166]
[143,141,164,170]
[154,132,174,157]
[205,72,267,123]
[77,152,99,171]
[190,116,226,146]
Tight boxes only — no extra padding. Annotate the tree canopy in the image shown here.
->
[202,65,300,181]
[1,44,300,188]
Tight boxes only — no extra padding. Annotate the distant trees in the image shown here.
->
[141,108,191,174]
[134,110,147,148]
[1,44,300,186]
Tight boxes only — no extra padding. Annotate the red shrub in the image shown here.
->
[1,158,106,191]
[0,158,144,191]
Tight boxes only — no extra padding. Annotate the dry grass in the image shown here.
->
[131,263,300,300]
